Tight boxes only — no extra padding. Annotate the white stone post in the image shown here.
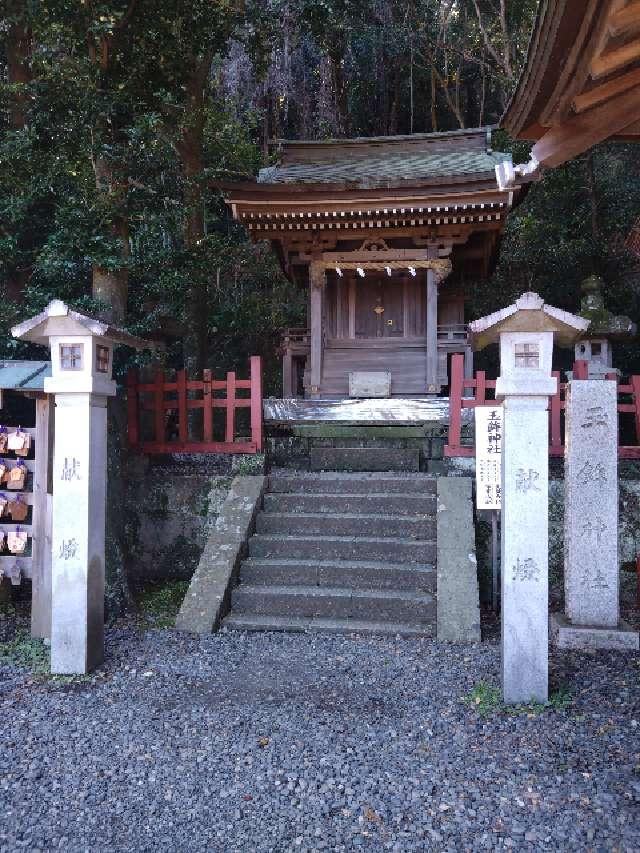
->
[11,300,153,674]
[469,293,589,704]
[498,333,555,704]
[551,380,639,650]
[49,392,112,672]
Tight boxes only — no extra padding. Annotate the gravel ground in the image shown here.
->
[1,623,639,853]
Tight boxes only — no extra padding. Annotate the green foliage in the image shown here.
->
[135,579,190,628]
[0,629,50,675]
[1,1,639,386]
[463,680,573,717]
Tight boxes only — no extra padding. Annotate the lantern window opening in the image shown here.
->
[60,343,84,371]
[96,344,110,373]
[514,342,539,368]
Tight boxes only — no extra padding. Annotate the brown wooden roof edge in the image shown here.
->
[217,171,510,203]
[501,0,587,141]
[270,126,496,163]
[500,0,640,184]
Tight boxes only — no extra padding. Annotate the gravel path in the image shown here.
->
[1,625,639,852]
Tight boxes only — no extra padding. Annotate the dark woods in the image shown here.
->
[1,1,639,387]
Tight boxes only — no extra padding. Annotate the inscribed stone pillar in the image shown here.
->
[469,292,590,704]
[11,300,154,674]
[50,393,108,673]
[501,394,550,703]
[565,380,618,626]
[552,380,639,649]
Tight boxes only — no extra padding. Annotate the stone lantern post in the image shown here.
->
[12,300,153,674]
[573,275,636,379]
[469,293,588,703]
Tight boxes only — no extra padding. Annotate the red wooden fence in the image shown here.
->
[127,356,263,454]
[445,353,640,459]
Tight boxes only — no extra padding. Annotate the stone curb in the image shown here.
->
[175,475,266,634]
[436,477,481,643]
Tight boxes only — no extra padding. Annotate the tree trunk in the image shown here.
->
[329,46,349,137]
[92,157,129,323]
[176,57,212,374]
[6,15,32,130]
[4,10,34,302]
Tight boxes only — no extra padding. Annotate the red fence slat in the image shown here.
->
[126,369,139,448]
[203,369,213,442]
[250,356,264,452]
[445,360,640,459]
[550,371,562,454]
[154,368,165,445]
[177,369,188,443]
[226,372,236,443]
[632,375,640,447]
[444,353,464,456]
[127,358,263,455]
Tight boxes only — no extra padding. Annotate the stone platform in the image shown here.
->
[550,613,639,651]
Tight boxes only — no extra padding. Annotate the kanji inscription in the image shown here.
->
[511,557,540,583]
[516,468,540,493]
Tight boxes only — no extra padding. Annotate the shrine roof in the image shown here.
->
[257,145,508,190]
[223,128,511,197]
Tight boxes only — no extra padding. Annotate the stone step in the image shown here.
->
[249,534,435,563]
[269,471,437,495]
[310,447,420,472]
[239,557,436,592]
[256,511,436,539]
[263,492,436,516]
[222,613,433,637]
[230,584,436,624]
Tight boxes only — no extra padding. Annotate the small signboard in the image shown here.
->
[475,405,503,510]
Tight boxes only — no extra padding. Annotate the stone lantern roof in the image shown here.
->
[468,292,590,350]
[11,300,156,350]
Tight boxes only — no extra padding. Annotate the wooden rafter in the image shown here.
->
[502,0,640,165]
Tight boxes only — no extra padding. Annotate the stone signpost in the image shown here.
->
[551,380,639,650]
[12,301,153,674]
[470,293,588,703]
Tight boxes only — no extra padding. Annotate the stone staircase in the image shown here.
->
[223,470,437,636]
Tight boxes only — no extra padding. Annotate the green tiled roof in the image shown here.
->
[258,150,509,188]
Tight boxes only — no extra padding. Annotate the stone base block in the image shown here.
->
[550,613,639,651]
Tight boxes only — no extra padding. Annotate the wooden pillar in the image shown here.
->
[282,350,293,398]
[309,261,325,395]
[426,268,439,394]
[31,396,53,639]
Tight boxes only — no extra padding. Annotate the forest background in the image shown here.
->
[1,0,640,387]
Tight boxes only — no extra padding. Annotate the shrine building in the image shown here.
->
[221,128,526,405]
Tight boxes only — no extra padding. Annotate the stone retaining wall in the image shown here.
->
[121,453,265,584]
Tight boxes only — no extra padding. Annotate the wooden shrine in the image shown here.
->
[221,128,524,403]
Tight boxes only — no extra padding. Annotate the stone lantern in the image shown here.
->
[12,300,153,674]
[574,275,636,378]
[469,293,588,703]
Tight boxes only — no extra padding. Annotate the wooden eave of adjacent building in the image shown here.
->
[503,0,640,169]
